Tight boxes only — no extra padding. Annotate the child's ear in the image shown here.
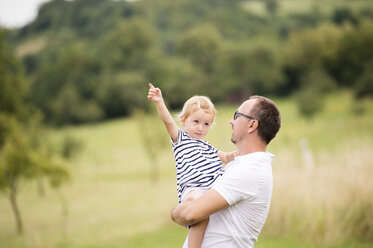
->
[179,115,185,126]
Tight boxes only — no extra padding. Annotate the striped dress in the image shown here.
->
[172,129,224,203]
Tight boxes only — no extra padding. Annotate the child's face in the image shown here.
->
[181,109,214,139]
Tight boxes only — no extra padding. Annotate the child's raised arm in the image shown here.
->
[147,83,179,142]
[217,150,239,164]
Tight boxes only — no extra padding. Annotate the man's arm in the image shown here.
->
[171,189,229,226]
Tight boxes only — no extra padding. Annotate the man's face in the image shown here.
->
[230,100,255,145]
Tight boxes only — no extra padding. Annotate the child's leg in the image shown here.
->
[188,217,209,248]
[182,190,208,248]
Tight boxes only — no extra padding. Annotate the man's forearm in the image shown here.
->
[171,189,229,226]
[171,201,200,226]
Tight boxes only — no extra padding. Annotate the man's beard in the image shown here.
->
[231,134,240,144]
[231,133,243,145]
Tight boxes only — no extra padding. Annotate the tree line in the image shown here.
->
[4,0,373,125]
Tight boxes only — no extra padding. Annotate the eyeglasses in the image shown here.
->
[233,111,255,121]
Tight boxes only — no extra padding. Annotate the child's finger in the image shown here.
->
[149,88,160,95]
[148,89,157,95]
[149,83,155,89]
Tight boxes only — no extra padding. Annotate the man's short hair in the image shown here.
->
[249,96,281,144]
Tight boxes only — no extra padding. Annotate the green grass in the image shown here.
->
[0,91,372,247]
[56,225,373,248]
[244,0,373,17]
[55,224,373,248]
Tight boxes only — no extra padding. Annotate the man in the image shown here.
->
[171,96,281,248]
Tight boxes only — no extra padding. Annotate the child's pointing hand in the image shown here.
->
[147,83,163,103]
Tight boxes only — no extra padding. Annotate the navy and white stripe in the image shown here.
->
[172,129,224,203]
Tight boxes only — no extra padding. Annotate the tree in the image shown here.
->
[329,20,373,87]
[284,23,343,72]
[354,59,373,98]
[50,84,104,125]
[332,7,358,26]
[0,30,27,117]
[265,0,279,16]
[134,110,168,185]
[176,24,222,74]
[156,57,208,108]
[295,87,323,120]
[294,68,334,119]
[281,23,343,94]
[100,71,148,118]
[217,42,284,100]
[98,18,154,71]
[30,41,104,125]
[0,115,70,234]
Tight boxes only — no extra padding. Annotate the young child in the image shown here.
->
[147,83,237,248]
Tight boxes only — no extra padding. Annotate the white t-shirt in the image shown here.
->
[183,152,274,248]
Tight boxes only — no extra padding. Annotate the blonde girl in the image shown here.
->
[147,83,237,248]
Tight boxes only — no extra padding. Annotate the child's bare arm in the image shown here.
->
[147,83,179,142]
[217,150,239,164]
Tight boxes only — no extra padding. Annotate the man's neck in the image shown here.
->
[237,139,267,156]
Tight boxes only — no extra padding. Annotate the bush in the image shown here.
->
[353,60,373,98]
[100,72,148,118]
[332,7,359,26]
[329,20,373,86]
[51,85,104,125]
[294,68,335,119]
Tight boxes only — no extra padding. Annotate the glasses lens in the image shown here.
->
[233,111,238,120]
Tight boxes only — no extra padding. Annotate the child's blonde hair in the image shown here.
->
[177,96,217,123]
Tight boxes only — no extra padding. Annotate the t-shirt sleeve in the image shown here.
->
[171,129,183,146]
[212,165,259,206]
[204,140,219,154]
[212,145,219,154]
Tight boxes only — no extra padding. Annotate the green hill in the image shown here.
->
[2,0,373,126]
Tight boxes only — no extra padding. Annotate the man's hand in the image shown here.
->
[147,83,163,103]
[171,189,229,226]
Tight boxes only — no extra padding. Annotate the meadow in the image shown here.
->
[0,91,372,248]
[244,0,373,17]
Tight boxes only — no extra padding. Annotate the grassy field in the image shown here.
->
[0,91,372,248]
[244,0,373,17]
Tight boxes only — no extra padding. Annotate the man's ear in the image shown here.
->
[248,120,259,134]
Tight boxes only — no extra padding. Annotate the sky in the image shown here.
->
[0,0,51,28]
